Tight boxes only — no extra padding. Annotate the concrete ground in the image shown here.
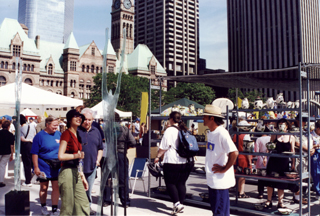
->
[1,156,319,215]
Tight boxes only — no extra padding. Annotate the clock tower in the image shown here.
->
[111,0,134,56]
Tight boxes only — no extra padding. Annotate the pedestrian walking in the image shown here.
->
[0,120,14,187]
[154,111,194,215]
[202,105,239,216]
[78,108,103,214]
[58,109,90,216]
[31,116,61,215]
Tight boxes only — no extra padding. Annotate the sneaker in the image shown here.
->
[22,183,32,187]
[51,209,60,216]
[41,206,50,216]
[175,204,184,214]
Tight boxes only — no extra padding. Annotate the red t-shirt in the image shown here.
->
[60,130,82,154]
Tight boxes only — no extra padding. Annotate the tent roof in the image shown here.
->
[0,83,83,109]
[152,98,205,114]
[91,101,132,118]
[21,108,37,116]
[160,67,301,91]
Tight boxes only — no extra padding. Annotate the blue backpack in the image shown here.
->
[172,126,199,159]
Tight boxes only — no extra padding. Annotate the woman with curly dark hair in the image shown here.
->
[154,111,194,214]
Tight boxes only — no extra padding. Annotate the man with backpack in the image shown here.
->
[202,105,239,216]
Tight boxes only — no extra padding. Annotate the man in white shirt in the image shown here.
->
[203,105,239,216]
[29,118,37,130]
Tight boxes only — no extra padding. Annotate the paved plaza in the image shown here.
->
[1,157,319,215]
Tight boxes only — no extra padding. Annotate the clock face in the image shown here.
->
[124,0,132,9]
[114,0,120,9]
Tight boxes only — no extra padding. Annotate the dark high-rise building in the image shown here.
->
[227,0,320,103]
[134,0,199,76]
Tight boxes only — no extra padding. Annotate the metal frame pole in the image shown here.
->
[306,66,311,215]
[148,78,151,197]
[298,62,303,216]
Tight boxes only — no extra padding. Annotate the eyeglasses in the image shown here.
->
[73,114,81,118]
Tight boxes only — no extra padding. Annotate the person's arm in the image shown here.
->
[96,150,103,167]
[212,150,239,173]
[32,154,41,176]
[290,135,296,170]
[154,148,167,164]
[58,140,84,161]
[127,129,136,147]
[80,173,89,191]
[9,145,14,161]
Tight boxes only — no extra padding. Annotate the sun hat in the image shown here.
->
[136,118,140,122]
[202,105,225,118]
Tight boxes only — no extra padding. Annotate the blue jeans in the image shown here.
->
[84,166,97,206]
[311,150,320,196]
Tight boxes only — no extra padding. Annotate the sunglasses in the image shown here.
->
[73,114,82,118]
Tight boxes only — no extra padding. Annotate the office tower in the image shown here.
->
[111,0,135,55]
[18,0,74,43]
[227,0,320,101]
[134,0,199,77]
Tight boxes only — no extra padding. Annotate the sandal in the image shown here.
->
[293,197,308,204]
[264,200,273,208]
[277,202,286,209]
[238,193,250,198]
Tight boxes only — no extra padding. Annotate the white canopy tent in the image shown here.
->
[91,101,132,120]
[20,108,37,116]
[0,83,83,111]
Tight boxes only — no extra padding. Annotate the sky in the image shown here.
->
[0,0,228,70]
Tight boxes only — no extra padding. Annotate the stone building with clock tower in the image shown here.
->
[111,0,135,55]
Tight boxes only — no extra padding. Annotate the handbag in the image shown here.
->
[42,158,61,170]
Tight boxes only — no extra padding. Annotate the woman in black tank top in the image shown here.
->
[264,118,295,209]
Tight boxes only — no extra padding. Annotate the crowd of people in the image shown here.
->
[1,104,320,216]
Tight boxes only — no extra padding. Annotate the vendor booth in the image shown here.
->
[91,101,132,120]
[147,64,319,215]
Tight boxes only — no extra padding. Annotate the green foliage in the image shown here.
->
[163,82,216,106]
[84,73,157,116]
[228,88,266,108]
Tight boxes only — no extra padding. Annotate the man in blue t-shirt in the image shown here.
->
[31,116,61,215]
[78,108,103,214]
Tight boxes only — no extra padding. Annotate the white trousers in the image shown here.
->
[0,154,11,183]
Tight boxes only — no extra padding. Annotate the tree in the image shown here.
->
[163,82,216,106]
[228,88,265,108]
[84,73,159,116]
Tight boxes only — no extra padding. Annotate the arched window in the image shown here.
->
[70,92,75,98]
[96,66,99,73]
[82,65,85,72]
[126,23,129,37]
[86,65,89,72]
[18,63,20,70]
[25,78,32,85]
[91,65,94,73]
[0,76,6,86]
[12,62,15,70]
[23,64,26,71]
[60,81,62,86]
[100,67,103,73]
[56,81,59,86]
[31,65,34,71]
[70,80,73,87]
[5,62,8,69]
[129,24,132,38]
[51,80,53,86]
[0,61,4,68]
[73,80,76,88]
[27,64,30,71]
[48,64,53,75]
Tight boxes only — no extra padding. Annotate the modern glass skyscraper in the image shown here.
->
[18,0,74,43]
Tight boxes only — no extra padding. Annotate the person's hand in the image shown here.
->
[9,154,13,162]
[77,151,85,159]
[34,167,41,176]
[96,160,100,167]
[154,157,160,164]
[310,148,315,156]
[81,176,89,191]
[212,164,226,174]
